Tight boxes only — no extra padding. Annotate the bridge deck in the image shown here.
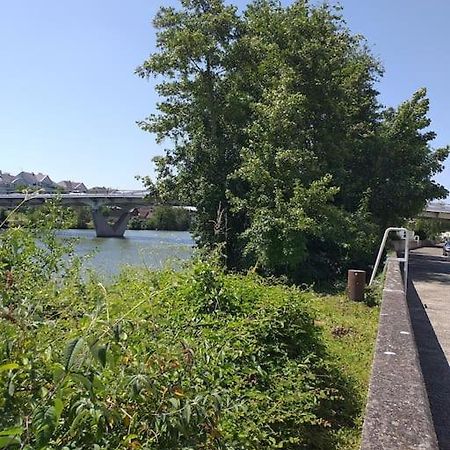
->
[0,192,151,208]
[408,247,450,449]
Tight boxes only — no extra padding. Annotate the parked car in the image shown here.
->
[443,241,450,256]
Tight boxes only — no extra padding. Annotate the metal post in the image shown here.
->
[369,228,390,287]
[404,233,409,293]
[369,227,411,295]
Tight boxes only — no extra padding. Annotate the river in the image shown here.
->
[56,229,195,278]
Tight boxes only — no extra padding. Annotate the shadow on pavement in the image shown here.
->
[409,252,450,284]
[407,280,450,449]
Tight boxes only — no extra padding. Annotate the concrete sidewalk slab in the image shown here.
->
[409,247,450,449]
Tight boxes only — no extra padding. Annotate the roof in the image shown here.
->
[57,181,87,192]
[0,172,14,184]
[14,171,38,185]
[0,171,88,192]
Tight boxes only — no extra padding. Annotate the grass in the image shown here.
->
[310,293,379,449]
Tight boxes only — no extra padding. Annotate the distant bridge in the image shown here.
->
[421,202,450,221]
[0,191,184,238]
[0,191,150,208]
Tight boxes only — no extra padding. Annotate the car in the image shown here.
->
[443,241,450,256]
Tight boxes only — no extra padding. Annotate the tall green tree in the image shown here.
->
[137,0,249,265]
[365,89,448,229]
[229,0,384,278]
[140,0,448,280]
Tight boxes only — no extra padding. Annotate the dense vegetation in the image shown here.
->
[0,205,191,232]
[129,206,192,231]
[412,217,450,241]
[1,206,91,230]
[138,0,449,282]
[0,208,378,449]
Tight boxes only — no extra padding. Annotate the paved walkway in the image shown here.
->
[409,247,450,449]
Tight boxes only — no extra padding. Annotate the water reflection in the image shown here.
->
[57,229,195,277]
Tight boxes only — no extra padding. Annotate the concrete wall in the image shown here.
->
[360,257,438,449]
[390,239,435,252]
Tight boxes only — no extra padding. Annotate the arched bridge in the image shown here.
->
[0,191,166,238]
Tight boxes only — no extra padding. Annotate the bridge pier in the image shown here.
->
[92,208,135,238]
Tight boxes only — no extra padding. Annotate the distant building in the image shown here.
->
[36,173,58,191]
[7,171,58,192]
[57,181,88,193]
[10,171,40,190]
[0,171,14,193]
[0,170,89,193]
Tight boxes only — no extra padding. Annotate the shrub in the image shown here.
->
[0,227,362,449]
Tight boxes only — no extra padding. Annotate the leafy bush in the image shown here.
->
[0,226,369,449]
[129,206,192,231]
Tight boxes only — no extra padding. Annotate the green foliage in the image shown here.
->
[412,217,450,241]
[0,226,378,449]
[358,89,449,230]
[71,207,92,229]
[2,203,91,231]
[139,0,448,281]
[136,0,249,264]
[129,206,192,231]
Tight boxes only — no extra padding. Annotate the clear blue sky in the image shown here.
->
[1,0,449,192]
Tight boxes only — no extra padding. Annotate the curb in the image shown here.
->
[360,257,438,449]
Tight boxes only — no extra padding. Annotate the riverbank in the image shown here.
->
[0,226,378,448]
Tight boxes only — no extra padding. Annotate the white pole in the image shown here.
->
[404,233,409,293]
[369,227,410,295]
[369,227,393,286]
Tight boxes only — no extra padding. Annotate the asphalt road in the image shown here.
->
[409,246,450,449]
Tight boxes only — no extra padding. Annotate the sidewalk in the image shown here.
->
[409,247,450,449]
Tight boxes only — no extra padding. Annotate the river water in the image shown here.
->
[57,229,195,277]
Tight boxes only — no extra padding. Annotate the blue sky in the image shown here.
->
[1,0,449,192]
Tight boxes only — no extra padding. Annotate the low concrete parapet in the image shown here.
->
[361,257,438,449]
[391,239,435,252]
